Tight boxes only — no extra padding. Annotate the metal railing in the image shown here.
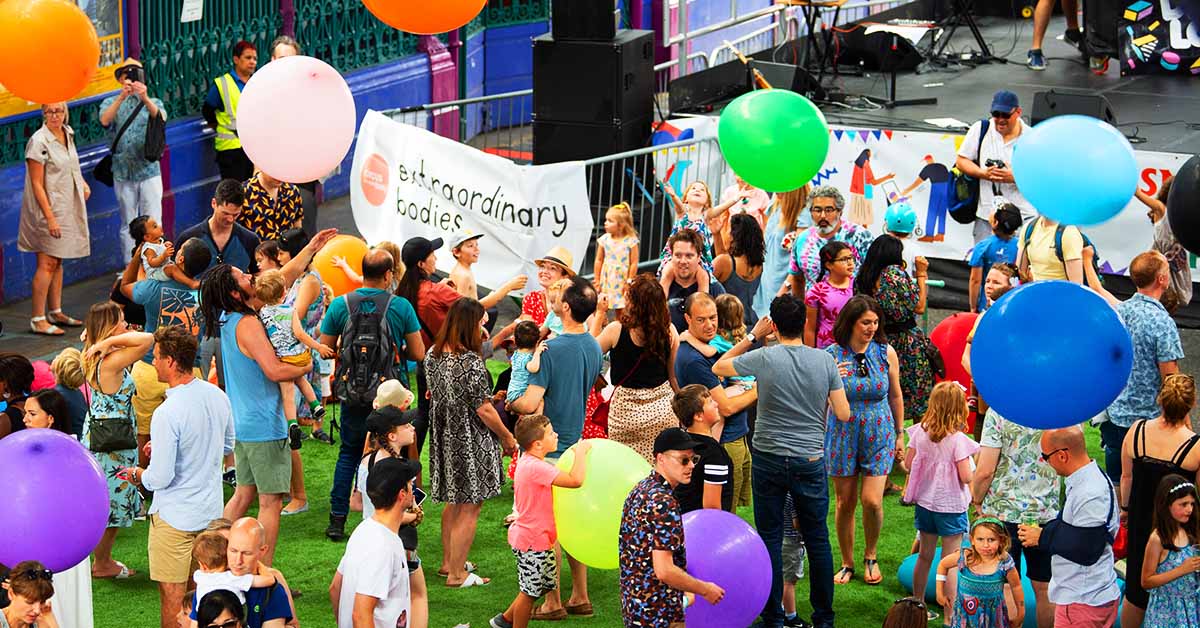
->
[383,89,535,161]
[574,136,729,277]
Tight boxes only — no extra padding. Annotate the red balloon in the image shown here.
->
[930,312,979,429]
[361,0,487,34]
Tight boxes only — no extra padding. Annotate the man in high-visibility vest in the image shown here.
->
[202,40,258,183]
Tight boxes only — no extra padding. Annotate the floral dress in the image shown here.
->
[82,359,141,528]
[597,233,638,309]
[875,265,934,420]
[825,342,896,477]
[1144,545,1200,628]
[950,551,1016,628]
[424,350,503,504]
[657,214,715,276]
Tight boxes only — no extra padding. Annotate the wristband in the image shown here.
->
[935,574,947,582]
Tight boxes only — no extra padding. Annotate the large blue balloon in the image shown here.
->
[972,281,1132,429]
[1012,115,1137,226]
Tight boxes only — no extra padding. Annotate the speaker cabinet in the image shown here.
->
[532,116,652,165]
[533,30,655,125]
[551,0,618,41]
[1031,90,1118,125]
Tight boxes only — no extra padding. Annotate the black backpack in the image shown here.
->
[949,118,991,225]
[334,292,402,407]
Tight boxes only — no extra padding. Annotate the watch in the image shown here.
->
[745,332,756,345]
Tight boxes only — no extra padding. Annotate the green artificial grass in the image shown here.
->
[92,368,1105,628]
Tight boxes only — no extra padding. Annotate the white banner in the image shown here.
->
[350,110,594,290]
[652,118,1194,278]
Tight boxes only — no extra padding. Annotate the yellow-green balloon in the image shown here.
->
[718,89,830,192]
[552,439,650,569]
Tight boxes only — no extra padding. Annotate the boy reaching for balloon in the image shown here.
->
[490,416,591,628]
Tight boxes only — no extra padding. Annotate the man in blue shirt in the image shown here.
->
[1102,251,1183,483]
[202,40,257,182]
[125,325,234,628]
[177,179,261,277]
[318,248,425,542]
[189,518,296,628]
[510,276,603,620]
[673,292,762,512]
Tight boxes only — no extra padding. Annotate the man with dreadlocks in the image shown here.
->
[198,227,336,566]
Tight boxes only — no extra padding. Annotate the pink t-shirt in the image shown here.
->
[508,455,561,551]
[903,424,979,513]
[805,280,853,349]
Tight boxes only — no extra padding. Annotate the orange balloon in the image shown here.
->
[313,235,370,298]
[0,0,100,104]
[361,0,487,34]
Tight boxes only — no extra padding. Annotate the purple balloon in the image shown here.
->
[683,510,771,628]
[0,429,108,572]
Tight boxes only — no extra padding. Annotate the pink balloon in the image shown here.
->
[237,55,356,183]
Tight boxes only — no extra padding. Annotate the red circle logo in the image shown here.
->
[360,153,389,206]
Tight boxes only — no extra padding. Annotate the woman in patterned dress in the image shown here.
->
[425,297,518,587]
[855,234,934,421]
[825,295,904,585]
[81,301,152,580]
[590,274,679,463]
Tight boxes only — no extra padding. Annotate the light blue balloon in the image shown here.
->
[1012,115,1137,226]
[972,280,1133,429]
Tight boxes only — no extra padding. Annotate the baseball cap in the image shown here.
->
[653,427,702,455]
[365,406,415,435]
[365,457,421,503]
[401,236,443,267]
[990,90,1019,114]
[449,230,484,250]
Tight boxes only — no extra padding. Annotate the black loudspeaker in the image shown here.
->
[667,59,825,112]
[751,60,826,100]
[835,27,927,72]
[1031,90,1118,125]
[532,116,652,164]
[551,0,617,41]
[533,30,654,125]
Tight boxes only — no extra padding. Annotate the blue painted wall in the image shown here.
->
[1,52,434,304]
[483,21,549,131]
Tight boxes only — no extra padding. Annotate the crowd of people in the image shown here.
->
[1,47,1196,628]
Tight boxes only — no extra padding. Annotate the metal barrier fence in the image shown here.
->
[575,137,729,277]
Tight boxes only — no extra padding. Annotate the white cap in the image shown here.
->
[449,230,484,250]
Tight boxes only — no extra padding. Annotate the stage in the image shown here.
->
[805,14,1200,156]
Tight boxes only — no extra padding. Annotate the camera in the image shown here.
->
[116,65,145,84]
[985,158,1007,168]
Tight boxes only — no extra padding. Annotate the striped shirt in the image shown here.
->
[673,431,734,513]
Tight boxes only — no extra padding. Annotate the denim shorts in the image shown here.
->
[913,505,969,536]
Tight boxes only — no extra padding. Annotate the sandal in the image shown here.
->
[833,565,855,585]
[863,558,883,585]
[438,561,478,578]
[446,572,489,588]
[94,561,135,579]
[48,309,83,327]
[29,317,64,336]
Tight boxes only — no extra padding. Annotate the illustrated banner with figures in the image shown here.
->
[1119,0,1200,76]
[652,117,1194,278]
[350,110,594,291]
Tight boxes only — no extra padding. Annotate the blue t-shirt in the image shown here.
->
[528,332,602,457]
[968,234,1017,311]
[318,288,421,346]
[673,342,749,443]
[507,350,535,403]
[176,220,261,276]
[54,384,87,439]
[190,582,291,628]
[132,278,201,365]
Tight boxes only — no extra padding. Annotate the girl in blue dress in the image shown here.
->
[1142,473,1200,628]
[936,518,1024,627]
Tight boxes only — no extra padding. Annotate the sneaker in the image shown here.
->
[288,423,305,450]
[1027,48,1046,70]
[1063,28,1083,48]
[312,402,326,421]
[326,514,348,541]
[489,613,514,628]
[223,468,237,488]
[1090,55,1110,74]
[311,429,334,445]
[784,617,814,628]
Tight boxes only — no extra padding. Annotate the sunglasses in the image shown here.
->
[1040,447,1068,462]
[18,568,53,582]
[206,621,241,628]
[854,353,869,377]
[991,110,1015,119]
[670,454,701,467]
[895,597,927,610]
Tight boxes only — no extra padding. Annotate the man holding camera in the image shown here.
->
[100,58,167,263]
[955,90,1035,243]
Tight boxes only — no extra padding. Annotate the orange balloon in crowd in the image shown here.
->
[0,0,100,104]
[313,235,370,298]
[361,0,487,34]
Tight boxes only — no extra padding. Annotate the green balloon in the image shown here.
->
[552,439,650,569]
[718,89,830,192]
